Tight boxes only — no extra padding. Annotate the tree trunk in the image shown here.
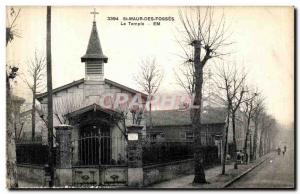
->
[192,40,206,184]
[31,87,36,141]
[46,6,54,187]
[252,120,258,160]
[149,96,152,129]
[267,132,271,153]
[231,112,238,169]
[221,111,230,175]
[6,74,18,188]
[259,138,263,157]
[249,133,253,160]
[258,127,265,157]
[264,131,269,154]
[243,116,251,163]
[6,21,18,188]
[265,131,268,153]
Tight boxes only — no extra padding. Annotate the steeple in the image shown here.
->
[81,9,108,81]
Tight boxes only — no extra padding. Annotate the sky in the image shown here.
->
[6,6,294,127]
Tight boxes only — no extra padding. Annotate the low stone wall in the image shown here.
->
[72,165,128,187]
[17,164,46,187]
[143,159,194,186]
[102,166,128,185]
[73,167,100,187]
[17,160,194,187]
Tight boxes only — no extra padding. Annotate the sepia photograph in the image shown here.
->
[5,5,295,189]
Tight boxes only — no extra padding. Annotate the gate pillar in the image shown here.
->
[54,125,73,187]
[127,125,144,188]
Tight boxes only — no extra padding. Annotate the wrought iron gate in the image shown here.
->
[73,127,111,166]
[71,126,128,186]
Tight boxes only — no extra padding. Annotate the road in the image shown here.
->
[228,148,295,188]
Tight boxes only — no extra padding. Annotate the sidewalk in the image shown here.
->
[147,153,274,189]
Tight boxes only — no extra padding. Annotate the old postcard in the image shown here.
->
[6,6,294,189]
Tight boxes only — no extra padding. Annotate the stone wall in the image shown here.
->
[143,159,194,186]
[73,167,100,186]
[17,164,46,187]
[102,166,127,185]
[72,166,127,186]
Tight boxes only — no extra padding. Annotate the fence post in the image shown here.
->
[54,125,72,187]
[127,125,144,187]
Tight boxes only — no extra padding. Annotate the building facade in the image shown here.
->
[17,17,147,186]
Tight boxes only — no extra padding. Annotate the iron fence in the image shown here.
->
[72,130,127,166]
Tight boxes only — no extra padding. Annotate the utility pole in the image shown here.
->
[46,5,54,187]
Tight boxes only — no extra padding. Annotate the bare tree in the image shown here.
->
[176,7,231,183]
[23,51,46,141]
[250,96,264,160]
[174,59,212,99]
[36,95,92,143]
[264,117,279,154]
[110,105,144,141]
[6,7,21,188]
[258,113,276,156]
[214,63,246,173]
[241,88,259,163]
[134,57,163,128]
[52,94,85,125]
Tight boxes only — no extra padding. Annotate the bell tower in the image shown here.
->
[81,9,108,81]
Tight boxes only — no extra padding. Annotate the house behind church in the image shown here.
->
[146,107,227,144]
[144,106,248,161]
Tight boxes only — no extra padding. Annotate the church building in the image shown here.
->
[35,14,147,172]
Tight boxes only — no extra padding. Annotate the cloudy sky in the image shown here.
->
[6,6,294,127]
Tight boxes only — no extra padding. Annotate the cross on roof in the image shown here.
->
[90,8,99,22]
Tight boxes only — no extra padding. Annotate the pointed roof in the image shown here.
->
[66,103,116,118]
[81,21,108,63]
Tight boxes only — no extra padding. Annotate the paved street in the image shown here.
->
[228,148,295,188]
[146,152,273,189]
